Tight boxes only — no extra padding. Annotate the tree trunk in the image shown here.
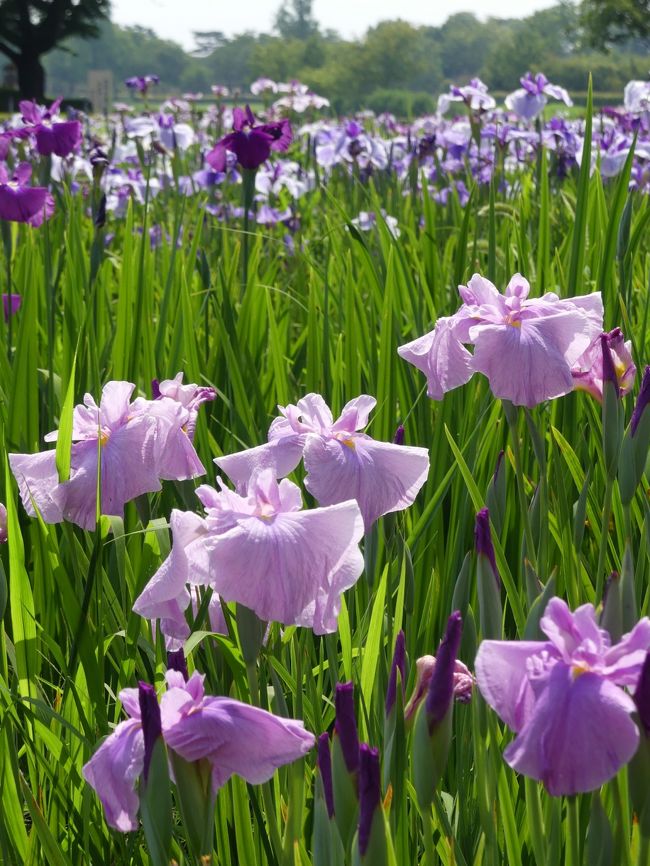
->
[16,54,46,101]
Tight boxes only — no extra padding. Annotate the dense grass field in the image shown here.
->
[1,76,650,866]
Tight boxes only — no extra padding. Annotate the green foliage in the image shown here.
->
[581,0,650,49]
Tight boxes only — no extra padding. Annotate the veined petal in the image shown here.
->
[9,451,66,524]
[215,436,305,490]
[203,500,364,633]
[503,664,638,796]
[475,639,545,732]
[161,694,314,790]
[398,316,474,400]
[82,718,144,832]
[133,510,207,643]
[302,434,429,530]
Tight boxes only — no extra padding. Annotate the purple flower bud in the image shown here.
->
[335,682,359,773]
[601,333,620,398]
[138,681,162,782]
[404,656,474,722]
[474,508,499,585]
[317,732,335,818]
[167,648,189,681]
[631,367,650,436]
[385,630,406,716]
[151,378,161,399]
[0,503,6,543]
[425,611,463,732]
[358,744,381,857]
[634,653,650,736]
[94,193,106,229]
[393,425,405,445]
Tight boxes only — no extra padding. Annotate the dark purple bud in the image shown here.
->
[425,611,463,732]
[151,378,161,399]
[335,681,359,773]
[385,630,406,715]
[358,744,381,857]
[393,424,405,445]
[317,732,335,818]
[601,333,620,398]
[138,681,162,782]
[166,648,188,681]
[474,508,499,585]
[634,653,650,736]
[631,367,650,436]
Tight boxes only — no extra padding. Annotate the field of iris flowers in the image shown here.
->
[1,70,650,866]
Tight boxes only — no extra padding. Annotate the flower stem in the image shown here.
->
[595,477,614,603]
[422,806,437,866]
[638,834,650,866]
[566,796,581,866]
[504,402,538,574]
[525,778,546,866]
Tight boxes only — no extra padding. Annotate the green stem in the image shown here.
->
[566,796,581,866]
[245,661,283,859]
[595,477,614,603]
[611,775,631,866]
[525,778,546,866]
[505,403,537,573]
[638,834,650,866]
[422,806,437,866]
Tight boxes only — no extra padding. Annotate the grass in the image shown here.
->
[0,97,649,866]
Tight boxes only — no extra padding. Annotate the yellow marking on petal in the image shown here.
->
[571,662,590,679]
[341,438,356,450]
[99,431,110,446]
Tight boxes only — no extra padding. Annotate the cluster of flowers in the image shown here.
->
[1,74,649,239]
[9,260,650,846]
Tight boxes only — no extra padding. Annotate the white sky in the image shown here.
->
[110,0,556,51]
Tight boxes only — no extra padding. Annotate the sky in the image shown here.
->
[110,0,556,51]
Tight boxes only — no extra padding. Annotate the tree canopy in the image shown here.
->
[0,0,109,98]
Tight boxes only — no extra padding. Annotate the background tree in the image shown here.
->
[581,0,650,48]
[0,0,109,99]
[274,0,319,40]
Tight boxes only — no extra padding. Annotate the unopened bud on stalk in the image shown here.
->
[475,509,502,639]
[413,612,463,807]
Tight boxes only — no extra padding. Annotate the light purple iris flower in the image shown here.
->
[17,98,82,157]
[0,163,54,226]
[10,379,209,531]
[206,106,292,172]
[82,669,314,832]
[505,73,572,121]
[125,75,159,95]
[438,78,496,115]
[133,468,365,637]
[475,597,650,795]
[572,327,636,401]
[215,393,430,531]
[398,273,603,408]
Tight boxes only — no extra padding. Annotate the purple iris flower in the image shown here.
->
[0,163,54,226]
[17,99,82,157]
[125,75,159,95]
[216,393,430,531]
[572,327,636,401]
[438,78,496,115]
[83,669,314,832]
[398,273,603,408]
[505,73,572,121]
[133,468,365,638]
[10,378,210,531]
[206,106,292,172]
[3,294,21,320]
[475,597,650,795]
